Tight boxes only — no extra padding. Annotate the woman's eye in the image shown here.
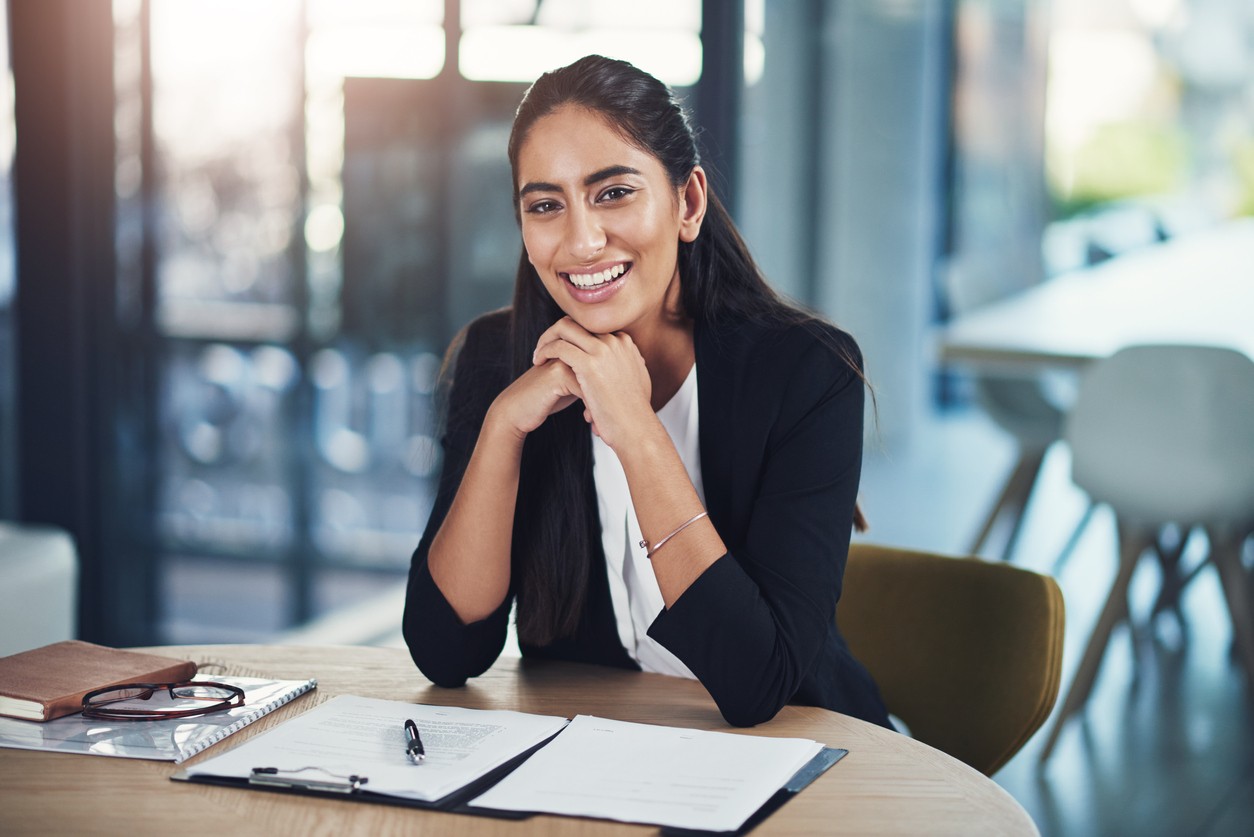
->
[525,199,561,215]
[598,186,633,203]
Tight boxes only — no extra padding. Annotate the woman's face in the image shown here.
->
[515,105,705,338]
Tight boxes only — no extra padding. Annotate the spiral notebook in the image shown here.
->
[0,674,316,763]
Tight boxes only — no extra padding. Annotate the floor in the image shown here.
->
[222,403,1254,836]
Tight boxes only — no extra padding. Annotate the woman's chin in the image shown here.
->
[560,310,627,336]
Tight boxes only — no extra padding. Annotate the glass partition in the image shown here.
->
[0,1,15,518]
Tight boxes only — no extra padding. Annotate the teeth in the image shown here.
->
[567,263,627,288]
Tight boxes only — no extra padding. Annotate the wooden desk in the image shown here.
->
[0,645,1037,836]
[940,217,1254,373]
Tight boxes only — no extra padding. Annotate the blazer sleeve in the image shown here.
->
[647,331,864,726]
[403,315,514,687]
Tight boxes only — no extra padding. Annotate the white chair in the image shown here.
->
[943,255,1086,563]
[0,523,78,655]
[1038,345,1254,761]
[966,375,1074,562]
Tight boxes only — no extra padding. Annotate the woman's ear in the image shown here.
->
[678,166,708,243]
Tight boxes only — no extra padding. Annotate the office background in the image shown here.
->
[0,1,1251,834]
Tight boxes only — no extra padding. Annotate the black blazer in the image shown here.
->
[404,309,890,729]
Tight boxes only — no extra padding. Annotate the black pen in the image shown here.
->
[404,718,425,763]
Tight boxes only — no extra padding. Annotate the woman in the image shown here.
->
[404,55,889,729]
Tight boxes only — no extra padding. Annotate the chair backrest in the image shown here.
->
[973,377,1064,448]
[837,543,1064,776]
[1065,345,1254,529]
[942,256,1065,447]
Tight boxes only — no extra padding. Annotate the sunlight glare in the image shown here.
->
[1047,30,1159,150]
[459,26,703,87]
[307,26,444,81]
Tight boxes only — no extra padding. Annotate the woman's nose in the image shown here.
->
[564,205,606,261]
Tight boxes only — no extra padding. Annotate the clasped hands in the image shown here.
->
[492,316,656,450]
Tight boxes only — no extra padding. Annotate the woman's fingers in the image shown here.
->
[534,358,584,406]
[492,357,584,437]
[532,337,588,372]
[530,328,653,450]
[533,316,601,362]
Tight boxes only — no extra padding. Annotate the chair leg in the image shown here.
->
[1208,528,1254,690]
[1051,500,1097,576]
[1039,525,1153,763]
[999,464,1042,563]
[968,447,1048,561]
[1151,525,1192,617]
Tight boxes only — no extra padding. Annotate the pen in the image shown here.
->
[404,718,425,763]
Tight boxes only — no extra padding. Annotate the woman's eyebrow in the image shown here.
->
[518,165,643,199]
[584,164,642,185]
[519,180,559,198]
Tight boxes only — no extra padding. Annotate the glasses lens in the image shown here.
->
[170,684,237,701]
[85,686,154,705]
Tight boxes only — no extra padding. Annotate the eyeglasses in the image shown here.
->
[81,681,245,720]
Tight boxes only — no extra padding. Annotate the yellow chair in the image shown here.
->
[838,543,1065,776]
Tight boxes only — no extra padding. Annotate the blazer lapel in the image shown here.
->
[695,320,741,541]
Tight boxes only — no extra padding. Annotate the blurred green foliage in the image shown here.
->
[1233,138,1254,217]
[1049,121,1187,219]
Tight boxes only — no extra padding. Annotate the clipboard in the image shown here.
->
[660,746,848,836]
[174,742,847,834]
[172,695,846,834]
[172,731,559,819]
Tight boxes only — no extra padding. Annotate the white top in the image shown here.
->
[592,364,703,679]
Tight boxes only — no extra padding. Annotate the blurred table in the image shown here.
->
[940,217,1254,374]
[0,644,1038,835]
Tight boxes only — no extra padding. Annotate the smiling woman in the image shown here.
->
[403,55,888,730]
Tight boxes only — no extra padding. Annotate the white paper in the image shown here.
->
[183,695,569,802]
[470,715,823,832]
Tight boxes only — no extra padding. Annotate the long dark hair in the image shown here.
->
[505,55,864,645]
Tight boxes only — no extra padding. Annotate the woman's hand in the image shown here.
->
[487,355,585,441]
[532,317,656,449]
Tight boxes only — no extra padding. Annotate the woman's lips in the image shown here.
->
[561,263,632,303]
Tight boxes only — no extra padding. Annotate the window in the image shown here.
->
[945,0,1253,300]
[1043,0,1254,270]
[459,0,702,85]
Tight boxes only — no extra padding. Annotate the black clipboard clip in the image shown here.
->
[249,766,369,795]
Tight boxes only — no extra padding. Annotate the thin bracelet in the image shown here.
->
[639,511,709,559]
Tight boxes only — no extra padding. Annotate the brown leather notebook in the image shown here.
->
[0,640,197,721]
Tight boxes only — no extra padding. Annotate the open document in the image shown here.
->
[179,695,569,803]
[470,715,825,833]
